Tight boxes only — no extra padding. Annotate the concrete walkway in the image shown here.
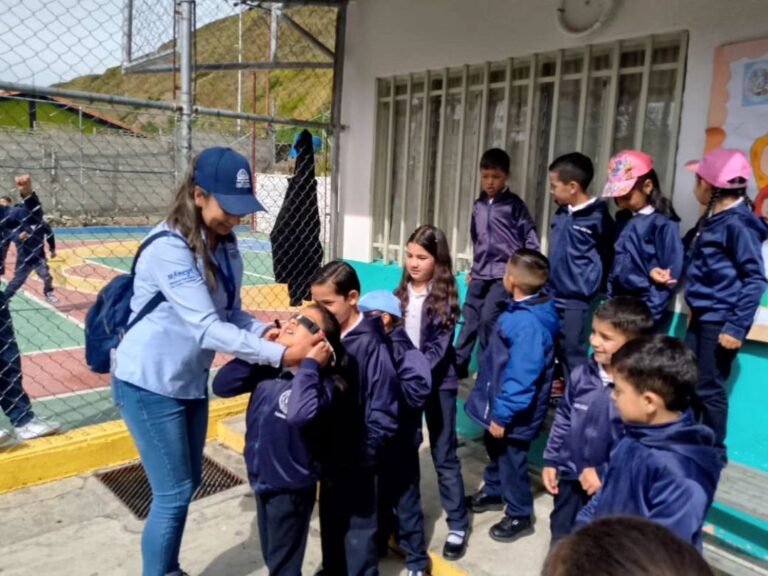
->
[0,426,554,576]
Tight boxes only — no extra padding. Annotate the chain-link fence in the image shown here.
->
[0,0,344,444]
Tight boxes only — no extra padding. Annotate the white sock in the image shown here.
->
[446,530,466,545]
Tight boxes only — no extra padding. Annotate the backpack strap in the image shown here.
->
[124,230,188,334]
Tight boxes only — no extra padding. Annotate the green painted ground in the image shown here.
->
[5,290,83,354]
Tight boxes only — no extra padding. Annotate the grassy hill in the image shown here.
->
[56,6,335,137]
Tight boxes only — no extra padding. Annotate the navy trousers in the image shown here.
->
[482,433,532,519]
[256,488,316,576]
[685,316,736,456]
[319,467,379,576]
[454,278,507,374]
[556,305,590,383]
[549,477,590,545]
[0,296,33,427]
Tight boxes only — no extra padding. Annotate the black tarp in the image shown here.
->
[270,129,323,306]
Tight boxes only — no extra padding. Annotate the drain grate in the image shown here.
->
[95,455,245,519]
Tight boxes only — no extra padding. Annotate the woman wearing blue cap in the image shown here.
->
[112,147,321,576]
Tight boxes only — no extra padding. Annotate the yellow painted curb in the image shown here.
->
[216,417,470,576]
[0,396,248,495]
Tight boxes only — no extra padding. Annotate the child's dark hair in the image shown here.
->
[703,175,753,214]
[311,260,361,296]
[395,225,460,328]
[480,148,511,174]
[0,195,12,204]
[593,297,654,337]
[632,169,680,221]
[304,303,349,389]
[542,516,713,576]
[507,248,549,295]
[611,335,697,412]
[548,152,594,190]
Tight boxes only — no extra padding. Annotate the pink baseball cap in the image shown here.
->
[602,150,654,198]
[685,148,753,189]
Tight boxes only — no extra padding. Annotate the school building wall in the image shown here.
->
[338,0,768,260]
[337,0,768,474]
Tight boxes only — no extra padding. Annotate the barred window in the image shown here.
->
[371,32,688,269]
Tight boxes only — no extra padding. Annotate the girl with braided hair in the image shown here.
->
[655,149,767,458]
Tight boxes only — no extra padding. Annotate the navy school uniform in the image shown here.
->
[548,199,615,377]
[0,205,32,275]
[319,314,398,576]
[455,188,540,373]
[465,293,560,519]
[412,299,471,534]
[608,208,684,325]
[212,357,336,576]
[576,410,723,550]
[542,358,623,542]
[683,202,768,452]
[5,193,54,298]
[378,324,432,571]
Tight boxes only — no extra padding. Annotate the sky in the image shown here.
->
[0,0,236,87]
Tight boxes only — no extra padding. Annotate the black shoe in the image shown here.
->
[442,532,467,561]
[489,516,533,543]
[467,491,504,513]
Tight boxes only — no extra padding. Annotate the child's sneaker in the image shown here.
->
[45,292,59,304]
[0,429,17,448]
[14,416,61,440]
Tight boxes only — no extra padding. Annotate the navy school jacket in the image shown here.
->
[413,300,462,392]
[608,210,684,322]
[212,357,335,495]
[575,410,723,550]
[683,202,768,341]
[542,358,623,479]
[465,293,560,441]
[548,199,616,309]
[470,188,540,281]
[384,324,432,448]
[15,193,48,259]
[0,205,32,251]
[342,315,399,466]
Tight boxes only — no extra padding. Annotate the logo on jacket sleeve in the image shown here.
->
[275,390,291,419]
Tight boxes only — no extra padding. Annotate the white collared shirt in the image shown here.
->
[636,205,656,216]
[568,197,598,214]
[405,282,429,348]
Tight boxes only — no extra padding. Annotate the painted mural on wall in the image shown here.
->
[705,37,768,342]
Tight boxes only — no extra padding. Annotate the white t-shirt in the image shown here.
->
[405,283,429,348]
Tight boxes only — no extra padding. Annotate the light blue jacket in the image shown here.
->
[114,222,285,399]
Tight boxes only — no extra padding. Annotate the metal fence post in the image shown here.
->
[177,0,194,174]
[329,5,347,261]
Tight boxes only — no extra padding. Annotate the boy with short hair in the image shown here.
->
[542,296,654,544]
[455,148,539,378]
[576,335,723,550]
[465,249,560,543]
[548,153,615,377]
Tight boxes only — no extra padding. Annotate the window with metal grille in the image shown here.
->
[371,32,688,268]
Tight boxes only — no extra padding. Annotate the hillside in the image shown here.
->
[56,6,335,137]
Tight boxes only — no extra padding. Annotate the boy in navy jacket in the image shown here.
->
[466,249,560,543]
[359,290,432,574]
[576,335,723,550]
[455,148,539,378]
[212,305,342,575]
[547,153,615,378]
[542,297,654,544]
[4,175,57,303]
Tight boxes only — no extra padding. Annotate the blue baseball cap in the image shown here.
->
[194,147,265,216]
[358,290,402,318]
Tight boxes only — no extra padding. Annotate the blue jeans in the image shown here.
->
[112,377,208,576]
